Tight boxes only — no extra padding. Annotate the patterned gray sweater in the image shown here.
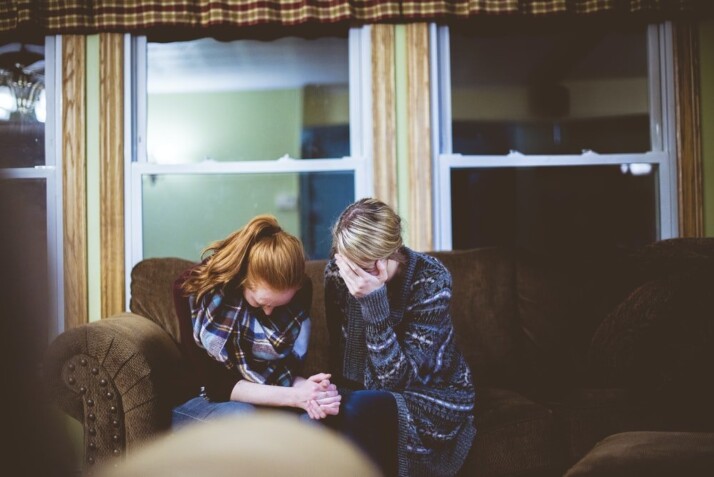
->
[324,247,476,477]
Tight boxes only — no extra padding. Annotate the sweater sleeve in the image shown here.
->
[359,266,455,390]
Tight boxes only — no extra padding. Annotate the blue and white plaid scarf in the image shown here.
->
[190,287,310,387]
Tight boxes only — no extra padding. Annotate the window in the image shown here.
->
[128,29,372,273]
[0,38,62,341]
[433,23,676,253]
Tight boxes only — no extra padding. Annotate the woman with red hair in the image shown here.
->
[172,215,340,426]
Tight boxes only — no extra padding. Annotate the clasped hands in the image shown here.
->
[293,373,341,420]
[335,254,389,298]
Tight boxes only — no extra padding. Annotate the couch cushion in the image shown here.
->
[130,257,195,344]
[589,265,714,392]
[430,248,523,388]
[564,431,714,477]
[303,259,330,376]
[544,388,655,464]
[461,387,563,476]
[630,237,714,278]
[515,246,636,389]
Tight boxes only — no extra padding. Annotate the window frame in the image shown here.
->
[0,36,63,338]
[124,28,373,298]
[431,23,678,250]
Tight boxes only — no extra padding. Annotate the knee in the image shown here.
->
[341,391,396,424]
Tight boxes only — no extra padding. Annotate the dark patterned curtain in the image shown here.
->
[0,1,401,35]
[400,0,705,18]
[0,0,707,35]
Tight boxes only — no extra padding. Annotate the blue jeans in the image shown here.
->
[172,396,310,429]
[172,396,257,429]
[323,389,398,476]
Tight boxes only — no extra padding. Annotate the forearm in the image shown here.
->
[230,380,298,408]
[359,287,413,388]
[361,285,454,389]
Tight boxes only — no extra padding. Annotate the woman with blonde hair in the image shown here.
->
[172,215,340,426]
[324,198,476,477]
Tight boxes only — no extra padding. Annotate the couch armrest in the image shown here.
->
[43,313,183,470]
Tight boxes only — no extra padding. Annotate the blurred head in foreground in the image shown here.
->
[99,412,381,477]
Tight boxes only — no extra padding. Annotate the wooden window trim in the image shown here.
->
[673,21,704,237]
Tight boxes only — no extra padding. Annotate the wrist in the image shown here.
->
[289,386,302,409]
[357,286,390,324]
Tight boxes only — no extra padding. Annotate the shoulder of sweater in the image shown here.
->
[324,259,341,281]
[410,250,452,285]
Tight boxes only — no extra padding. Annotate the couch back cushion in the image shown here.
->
[429,248,522,387]
[588,238,714,425]
[130,257,195,344]
[303,259,330,376]
[515,247,636,389]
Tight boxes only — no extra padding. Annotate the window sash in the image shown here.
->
[125,27,372,290]
[0,36,63,338]
[432,23,677,250]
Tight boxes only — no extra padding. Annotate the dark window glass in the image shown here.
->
[451,165,658,253]
[0,179,49,351]
[449,26,650,155]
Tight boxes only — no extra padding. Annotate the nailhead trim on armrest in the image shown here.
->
[63,355,125,471]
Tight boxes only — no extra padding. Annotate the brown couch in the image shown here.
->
[44,238,714,475]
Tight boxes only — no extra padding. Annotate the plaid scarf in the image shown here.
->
[189,287,309,387]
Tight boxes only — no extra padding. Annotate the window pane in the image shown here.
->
[0,42,46,168]
[0,179,49,351]
[449,26,650,155]
[451,165,657,252]
[146,36,350,164]
[142,171,354,260]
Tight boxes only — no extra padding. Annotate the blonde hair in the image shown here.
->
[331,198,404,264]
[182,215,305,301]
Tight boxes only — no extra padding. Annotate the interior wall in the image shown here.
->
[451,78,648,121]
[147,89,302,163]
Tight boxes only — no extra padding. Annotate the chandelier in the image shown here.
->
[0,43,45,123]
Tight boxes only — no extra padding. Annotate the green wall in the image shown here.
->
[147,90,302,163]
[143,89,303,260]
[701,16,714,236]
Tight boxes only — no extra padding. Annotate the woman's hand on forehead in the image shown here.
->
[335,254,388,298]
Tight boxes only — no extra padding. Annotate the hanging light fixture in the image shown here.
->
[0,43,45,123]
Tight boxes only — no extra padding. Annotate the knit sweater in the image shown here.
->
[324,247,476,477]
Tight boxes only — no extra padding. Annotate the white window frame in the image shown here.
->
[124,28,373,303]
[431,23,678,251]
[0,36,64,338]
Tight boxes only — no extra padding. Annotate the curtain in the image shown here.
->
[0,0,707,35]
[0,1,402,35]
[400,0,705,18]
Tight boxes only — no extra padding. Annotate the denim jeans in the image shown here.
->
[172,395,311,429]
[322,389,398,476]
[172,396,257,429]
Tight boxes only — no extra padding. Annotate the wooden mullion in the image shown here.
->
[673,21,704,237]
[99,33,125,317]
[62,35,88,329]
